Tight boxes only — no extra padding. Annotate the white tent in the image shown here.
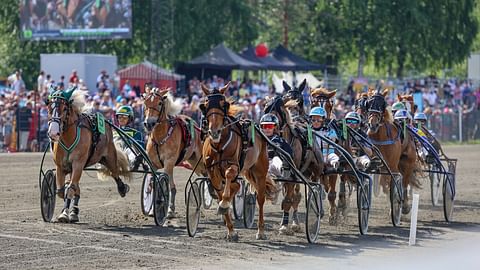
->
[272,72,323,93]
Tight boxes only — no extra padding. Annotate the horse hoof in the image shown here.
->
[118,183,130,197]
[329,215,337,226]
[256,232,268,240]
[226,232,239,242]
[216,206,229,215]
[68,212,79,223]
[166,209,176,219]
[291,222,303,233]
[278,225,292,235]
[57,210,69,223]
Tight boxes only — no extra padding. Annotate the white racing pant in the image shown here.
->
[114,138,136,166]
[354,155,371,170]
[323,152,340,168]
[268,156,284,177]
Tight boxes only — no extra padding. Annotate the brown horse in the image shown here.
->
[143,87,206,218]
[366,90,420,215]
[47,87,131,223]
[264,93,324,233]
[200,83,277,241]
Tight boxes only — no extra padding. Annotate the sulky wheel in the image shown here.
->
[232,180,244,220]
[243,182,256,229]
[141,173,154,216]
[305,185,322,243]
[186,182,201,237]
[199,180,213,210]
[429,163,442,206]
[153,173,170,226]
[357,176,371,235]
[443,170,455,222]
[390,174,403,227]
[40,170,56,222]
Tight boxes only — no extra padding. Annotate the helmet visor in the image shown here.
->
[261,123,276,130]
[346,119,360,124]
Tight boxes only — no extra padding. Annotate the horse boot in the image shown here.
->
[278,211,292,235]
[338,181,347,218]
[291,210,302,233]
[166,187,177,219]
[57,192,71,223]
[402,188,412,215]
[115,178,130,197]
[328,191,337,225]
[69,195,80,223]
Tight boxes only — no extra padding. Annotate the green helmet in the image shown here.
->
[116,105,134,118]
[391,102,406,111]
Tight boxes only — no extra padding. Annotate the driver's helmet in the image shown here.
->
[309,106,327,118]
[260,113,279,127]
[345,111,361,124]
[394,109,409,120]
[414,112,428,121]
[116,105,134,123]
[391,102,406,112]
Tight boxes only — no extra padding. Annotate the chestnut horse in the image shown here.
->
[143,87,205,218]
[366,90,421,214]
[47,87,131,223]
[264,92,324,233]
[200,83,277,241]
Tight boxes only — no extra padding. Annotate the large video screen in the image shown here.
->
[19,0,132,40]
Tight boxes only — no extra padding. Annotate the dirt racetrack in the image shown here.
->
[0,145,479,270]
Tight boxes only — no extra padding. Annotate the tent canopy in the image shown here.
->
[185,43,263,70]
[272,44,325,71]
[239,45,292,71]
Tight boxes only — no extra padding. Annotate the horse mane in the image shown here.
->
[384,110,393,123]
[71,90,88,113]
[398,93,414,102]
[227,102,244,117]
[310,87,336,97]
[164,92,183,116]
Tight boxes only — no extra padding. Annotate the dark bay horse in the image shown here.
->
[200,83,277,241]
[264,92,324,233]
[143,87,206,218]
[47,87,131,223]
[366,90,421,214]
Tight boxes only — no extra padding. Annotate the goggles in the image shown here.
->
[311,118,324,123]
[346,119,360,124]
[117,115,129,119]
[261,123,276,130]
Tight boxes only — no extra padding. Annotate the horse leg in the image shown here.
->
[58,163,82,223]
[69,187,80,223]
[338,176,348,220]
[290,184,302,232]
[164,163,177,219]
[279,183,294,235]
[327,175,338,225]
[254,173,267,240]
[217,165,238,215]
[56,168,69,223]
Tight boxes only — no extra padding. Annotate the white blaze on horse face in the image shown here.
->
[48,103,61,141]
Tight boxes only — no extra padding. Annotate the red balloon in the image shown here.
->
[255,43,268,58]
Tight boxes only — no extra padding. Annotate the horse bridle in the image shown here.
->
[264,96,287,128]
[144,91,167,123]
[47,98,71,134]
[312,95,333,112]
[366,94,387,126]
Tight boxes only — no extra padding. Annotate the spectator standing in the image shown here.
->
[69,69,79,85]
[37,71,45,92]
[16,102,32,151]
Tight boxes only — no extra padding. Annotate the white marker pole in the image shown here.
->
[409,193,420,246]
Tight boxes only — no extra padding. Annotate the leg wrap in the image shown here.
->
[292,210,299,224]
[281,211,289,226]
[169,187,177,211]
[281,198,293,211]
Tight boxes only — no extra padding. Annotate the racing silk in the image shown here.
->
[314,126,338,155]
[267,134,293,159]
[114,126,144,148]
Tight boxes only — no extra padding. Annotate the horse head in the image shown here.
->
[264,95,289,127]
[200,82,231,143]
[397,93,415,114]
[366,89,389,133]
[310,87,336,118]
[47,86,77,141]
[142,86,170,132]
[282,79,307,116]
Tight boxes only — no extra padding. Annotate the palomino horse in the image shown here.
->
[200,83,277,241]
[143,87,205,218]
[47,87,131,223]
[264,94,324,233]
[366,90,421,214]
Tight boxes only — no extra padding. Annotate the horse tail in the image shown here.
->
[96,141,132,182]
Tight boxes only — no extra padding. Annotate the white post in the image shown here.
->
[458,106,463,143]
[409,193,420,246]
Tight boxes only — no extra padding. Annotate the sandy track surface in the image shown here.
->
[0,145,479,269]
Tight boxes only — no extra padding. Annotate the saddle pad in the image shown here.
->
[96,112,105,134]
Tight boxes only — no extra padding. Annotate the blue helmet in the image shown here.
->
[414,112,427,121]
[394,109,409,120]
[309,106,327,117]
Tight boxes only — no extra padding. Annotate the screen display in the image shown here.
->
[19,0,132,40]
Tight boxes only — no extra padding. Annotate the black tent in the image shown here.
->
[184,43,263,70]
[272,44,325,71]
[239,45,292,71]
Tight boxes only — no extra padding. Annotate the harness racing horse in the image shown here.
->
[264,93,324,234]
[366,90,421,215]
[143,87,206,218]
[47,87,131,223]
[282,79,308,121]
[200,83,277,241]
